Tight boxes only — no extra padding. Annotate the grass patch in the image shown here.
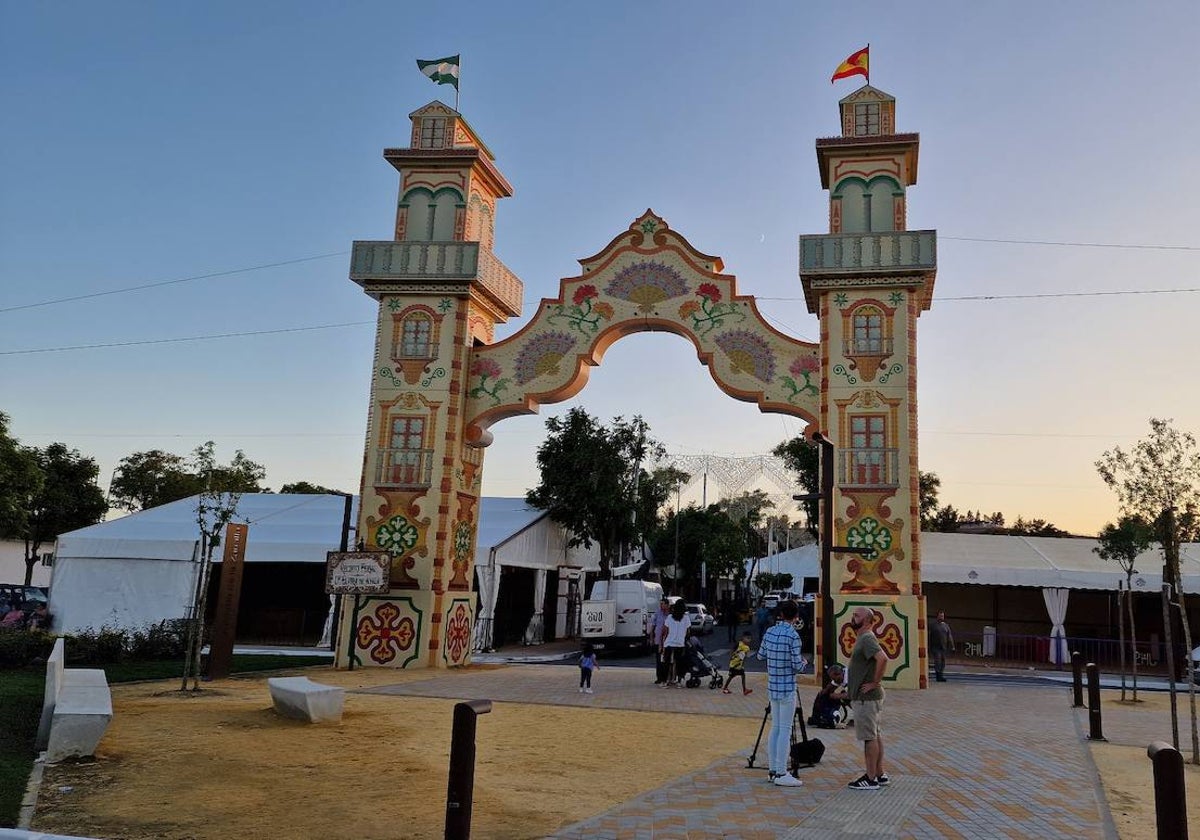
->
[0,655,328,827]
[0,669,45,828]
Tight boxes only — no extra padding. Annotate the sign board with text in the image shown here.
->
[326,551,392,594]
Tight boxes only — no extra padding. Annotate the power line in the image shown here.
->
[0,251,349,314]
[0,321,372,355]
[941,235,1200,251]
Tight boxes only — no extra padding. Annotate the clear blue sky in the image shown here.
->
[3,1,1198,535]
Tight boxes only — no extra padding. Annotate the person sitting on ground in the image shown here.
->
[811,663,851,728]
[722,630,753,695]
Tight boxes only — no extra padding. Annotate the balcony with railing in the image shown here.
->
[350,240,523,317]
[800,230,936,275]
[842,337,895,357]
[837,448,900,488]
[374,448,435,489]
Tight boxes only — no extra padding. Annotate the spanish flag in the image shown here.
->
[831,47,869,83]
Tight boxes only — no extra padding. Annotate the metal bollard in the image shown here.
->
[1147,741,1188,840]
[1071,651,1084,708]
[445,699,493,840]
[1086,663,1106,741]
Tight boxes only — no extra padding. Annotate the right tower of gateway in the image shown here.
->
[800,84,938,689]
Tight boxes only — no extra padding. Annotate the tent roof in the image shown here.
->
[746,544,819,584]
[921,532,1200,594]
[55,494,358,564]
[476,498,548,554]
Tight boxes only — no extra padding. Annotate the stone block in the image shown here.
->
[46,673,113,763]
[268,677,345,723]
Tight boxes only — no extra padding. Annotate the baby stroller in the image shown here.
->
[683,635,724,689]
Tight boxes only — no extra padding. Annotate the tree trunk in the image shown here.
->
[1173,581,1198,764]
[1117,582,1127,701]
[1127,577,1139,701]
[1163,583,1180,750]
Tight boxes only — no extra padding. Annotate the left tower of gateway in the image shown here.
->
[338,101,522,669]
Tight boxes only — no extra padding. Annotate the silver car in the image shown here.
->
[686,603,715,635]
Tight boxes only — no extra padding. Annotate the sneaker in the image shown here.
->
[774,772,804,787]
[876,773,890,786]
[722,688,732,694]
[767,771,780,783]
[847,774,880,791]
[657,682,668,689]
[743,688,753,696]
[579,688,585,693]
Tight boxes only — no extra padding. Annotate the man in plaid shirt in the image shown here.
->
[757,598,807,787]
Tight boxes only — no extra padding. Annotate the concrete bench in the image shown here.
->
[38,638,113,763]
[268,676,345,723]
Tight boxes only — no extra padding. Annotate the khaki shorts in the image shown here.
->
[853,699,883,741]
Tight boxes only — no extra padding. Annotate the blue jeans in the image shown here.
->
[768,693,797,775]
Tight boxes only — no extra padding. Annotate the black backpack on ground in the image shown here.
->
[790,694,825,770]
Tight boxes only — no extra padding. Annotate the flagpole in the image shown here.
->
[455,55,460,112]
[866,43,870,84]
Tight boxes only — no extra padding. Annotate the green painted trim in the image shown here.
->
[831,174,904,198]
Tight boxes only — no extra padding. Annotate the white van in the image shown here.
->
[581,580,664,650]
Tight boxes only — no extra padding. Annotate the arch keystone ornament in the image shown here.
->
[339,86,935,689]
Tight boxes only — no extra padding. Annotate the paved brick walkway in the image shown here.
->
[362,665,1122,839]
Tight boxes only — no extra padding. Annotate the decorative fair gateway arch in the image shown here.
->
[339,91,934,689]
[461,211,820,446]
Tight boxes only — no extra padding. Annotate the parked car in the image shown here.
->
[0,584,48,609]
[686,603,715,635]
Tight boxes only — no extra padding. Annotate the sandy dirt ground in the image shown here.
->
[29,669,1200,840]
[32,666,760,840]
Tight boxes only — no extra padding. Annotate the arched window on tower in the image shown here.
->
[401,188,461,242]
[851,306,886,355]
[834,177,900,234]
[397,312,434,359]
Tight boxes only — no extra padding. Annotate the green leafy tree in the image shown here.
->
[0,412,42,546]
[526,409,665,576]
[1009,517,1068,537]
[279,481,344,495]
[773,435,819,537]
[753,572,794,594]
[929,504,962,533]
[919,471,942,530]
[651,504,747,598]
[1097,418,1200,761]
[110,450,203,511]
[1095,515,1154,701]
[20,443,108,585]
[716,490,775,558]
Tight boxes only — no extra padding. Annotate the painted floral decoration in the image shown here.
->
[846,517,893,560]
[444,601,472,664]
[468,356,509,406]
[715,329,776,383]
[453,520,473,562]
[513,331,578,384]
[546,283,614,334]
[679,282,745,336]
[357,602,416,665]
[604,261,689,313]
[376,515,420,555]
[782,354,820,400]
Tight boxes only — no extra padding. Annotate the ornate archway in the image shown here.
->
[463,210,820,445]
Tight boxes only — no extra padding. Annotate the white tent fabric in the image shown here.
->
[1043,587,1070,664]
[920,532,1200,593]
[746,544,819,587]
[524,568,547,645]
[50,494,357,635]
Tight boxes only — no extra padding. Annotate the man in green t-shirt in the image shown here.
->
[845,605,889,791]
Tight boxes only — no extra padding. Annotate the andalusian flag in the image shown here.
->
[831,47,869,83]
[416,55,460,89]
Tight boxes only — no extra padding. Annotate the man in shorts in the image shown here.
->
[845,605,889,791]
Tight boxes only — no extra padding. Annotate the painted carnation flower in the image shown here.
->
[678,300,700,319]
[573,284,599,306]
[789,355,819,376]
[470,357,502,379]
[697,282,722,302]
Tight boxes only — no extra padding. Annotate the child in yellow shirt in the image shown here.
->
[722,631,754,695]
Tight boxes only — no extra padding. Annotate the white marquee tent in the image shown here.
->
[49,494,356,635]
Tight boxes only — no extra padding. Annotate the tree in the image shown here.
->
[1097,418,1200,762]
[715,490,776,558]
[1095,515,1154,702]
[526,409,665,576]
[773,436,819,538]
[110,449,202,511]
[1009,517,1068,537]
[181,442,267,690]
[651,504,747,598]
[919,471,942,530]
[929,504,962,533]
[754,572,794,594]
[20,443,108,585]
[279,481,344,495]
[0,412,42,547]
